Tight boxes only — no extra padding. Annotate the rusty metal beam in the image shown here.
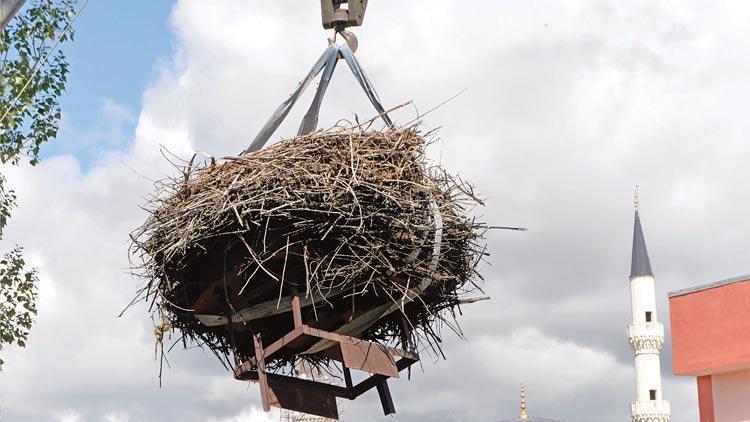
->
[301,325,418,360]
[340,338,399,378]
[195,284,350,327]
[262,325,305,358]
[253,334,271,412]
[234,318,420,417]
[376,380,396,415]
[265,373,341,419]
[291,296,302,328]
[343,366,353,390]
[350,357,418,398]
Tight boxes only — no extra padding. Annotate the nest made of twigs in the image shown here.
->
[129,126,489,373]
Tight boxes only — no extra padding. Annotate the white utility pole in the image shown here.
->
[0,0,27,30]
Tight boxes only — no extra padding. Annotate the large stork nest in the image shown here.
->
[129,126,489,373]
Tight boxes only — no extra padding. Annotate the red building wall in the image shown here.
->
[670,278,750,376]
[697,375,714,422]
[669,277,750,422]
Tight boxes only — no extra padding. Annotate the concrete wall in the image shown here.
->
[712,369,750,422]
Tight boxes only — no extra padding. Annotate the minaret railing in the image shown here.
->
[627,322,665,353]
[631,399,671,421]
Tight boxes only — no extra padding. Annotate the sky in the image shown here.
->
[2,0,750,421]
[41,0,173,164]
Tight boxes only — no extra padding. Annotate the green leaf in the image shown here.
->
[0,0,77,165]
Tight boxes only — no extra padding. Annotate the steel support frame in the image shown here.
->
[233,297,419,419]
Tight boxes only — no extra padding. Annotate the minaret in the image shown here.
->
[627,187,670,422]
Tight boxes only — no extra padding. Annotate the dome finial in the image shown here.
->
[634,185,640,211]
[519,382,529,420]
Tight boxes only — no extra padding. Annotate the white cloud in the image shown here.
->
[53,98,137,163]
[52,410,84,422]
[206,407,278,422]
[387,327,632,420]
[103,411,131,422]
[3,0,750,420]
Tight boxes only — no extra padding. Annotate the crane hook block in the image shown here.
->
[321,0,367,30]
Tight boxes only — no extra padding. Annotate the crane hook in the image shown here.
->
[321,0,367,30]
[334,29,358,54]
[321,0,366,53]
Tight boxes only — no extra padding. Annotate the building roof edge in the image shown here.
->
[668,274,750,298]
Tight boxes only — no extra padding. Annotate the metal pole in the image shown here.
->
[0,0,27,30]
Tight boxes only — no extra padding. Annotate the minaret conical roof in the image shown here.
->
[630,210,653,278]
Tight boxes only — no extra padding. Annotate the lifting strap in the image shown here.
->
[297,42,340,136]
[241,42,393,155]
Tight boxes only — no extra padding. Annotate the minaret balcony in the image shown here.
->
[627,322,665,353]
[631,400,670,422]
